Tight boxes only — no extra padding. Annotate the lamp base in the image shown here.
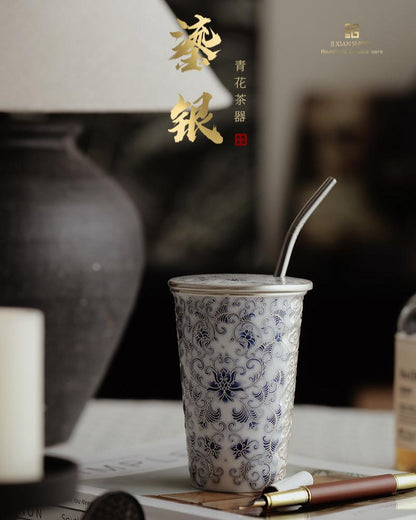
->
[0,456,78,520]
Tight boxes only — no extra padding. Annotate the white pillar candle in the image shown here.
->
[0,308,44,482]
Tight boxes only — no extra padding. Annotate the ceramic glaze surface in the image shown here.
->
[0,123,144,445]
[172,291,305,492]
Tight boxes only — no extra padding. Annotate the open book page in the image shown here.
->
[17,440,416,520]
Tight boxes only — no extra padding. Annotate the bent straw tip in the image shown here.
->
[273,177,337,278]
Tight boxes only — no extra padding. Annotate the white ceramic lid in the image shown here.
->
[168,273,313,295]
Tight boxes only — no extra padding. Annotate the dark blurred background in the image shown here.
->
[57,0,416,408]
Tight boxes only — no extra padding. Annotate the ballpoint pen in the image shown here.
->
[240,473,416,512]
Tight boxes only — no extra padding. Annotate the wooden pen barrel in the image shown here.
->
[308,474,397,504]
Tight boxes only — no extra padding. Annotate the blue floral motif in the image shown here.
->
[207,368,244,402]
[253,382,270,402]
[271,310,286,342]
[198,402,221,429]
[196,328,210,345]
[202,437,222,459]
[232,405,259,429]
[231,439,251,459]
[239,326,256,348]
[263,436,279,455]
[268,406,282,426]
[193,320,212,349]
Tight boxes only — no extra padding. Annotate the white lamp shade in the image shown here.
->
[0,0,232,112]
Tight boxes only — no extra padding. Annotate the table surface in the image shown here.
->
[48,400,395,471]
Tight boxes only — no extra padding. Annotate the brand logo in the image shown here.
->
[321,23,383,55]
[345,23,360,39]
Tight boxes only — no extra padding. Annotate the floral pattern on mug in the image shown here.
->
[173,293,305,491]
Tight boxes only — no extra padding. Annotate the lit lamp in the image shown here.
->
[0,0,231,449]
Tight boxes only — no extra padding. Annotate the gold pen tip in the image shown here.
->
[239,498,267,509]
[394,473,416,490]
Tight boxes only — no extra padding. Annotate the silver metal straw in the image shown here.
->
[274,177,337,278]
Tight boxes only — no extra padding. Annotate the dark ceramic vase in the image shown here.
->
[0,122,144,445]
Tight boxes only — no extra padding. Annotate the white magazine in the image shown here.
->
[17,437,416,520]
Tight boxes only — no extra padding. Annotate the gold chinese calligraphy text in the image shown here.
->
[169,92,223,144]
[170,14,221,72]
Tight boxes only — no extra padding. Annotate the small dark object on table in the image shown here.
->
[83,491,145,520]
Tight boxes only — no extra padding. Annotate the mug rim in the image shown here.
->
[168,273,313,295]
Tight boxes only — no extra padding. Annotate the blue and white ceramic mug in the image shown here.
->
[169,274,312,492]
